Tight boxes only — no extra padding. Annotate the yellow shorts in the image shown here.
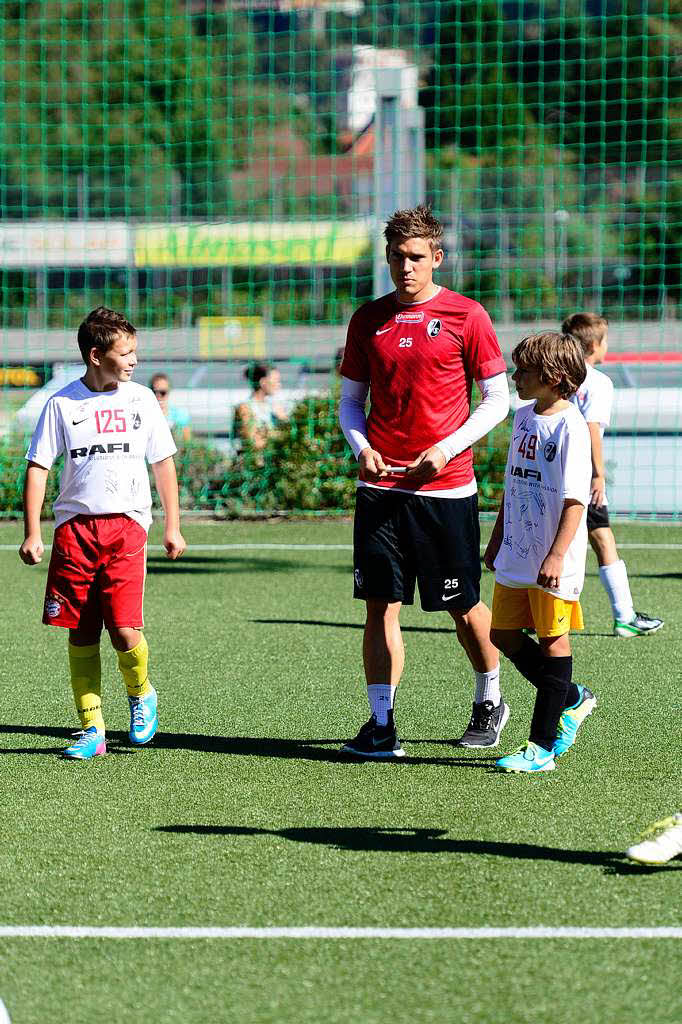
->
[491,582,584,638]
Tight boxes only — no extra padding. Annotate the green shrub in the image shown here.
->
[0,404,511,518]
[214,395,357,516]
[0,435,61,517]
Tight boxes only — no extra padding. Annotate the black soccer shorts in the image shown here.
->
[586,503,610,532]
[352,486,482,612]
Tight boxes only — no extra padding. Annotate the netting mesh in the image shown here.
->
[0,1,680,517]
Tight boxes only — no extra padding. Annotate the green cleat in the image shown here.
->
[553,685,597,758]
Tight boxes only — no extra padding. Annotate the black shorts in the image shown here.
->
[353,486,482,613]
[586,504,610,532]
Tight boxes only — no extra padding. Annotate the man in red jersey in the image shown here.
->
[338,205,510,757]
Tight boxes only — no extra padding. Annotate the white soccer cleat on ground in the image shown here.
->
[625,813,682,865]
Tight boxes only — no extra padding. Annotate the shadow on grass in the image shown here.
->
[0,724,136,757]
[146,554,302,576]
[625,573,682,580]
[146,556,350,576]
[0,724,493,767]
[252,618,454,635]
[153,823,679,875]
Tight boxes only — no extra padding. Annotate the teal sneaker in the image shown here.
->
[63,726,106,760]
[553,685,597,758]
[128,686,158,745]
[496,741,555,773]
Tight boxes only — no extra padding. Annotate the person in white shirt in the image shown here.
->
[563,312,663,638]
[484,332,597,773]
[19,307,186,760]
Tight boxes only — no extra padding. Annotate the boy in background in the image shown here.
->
[484,332,596,773]
[20,307,186,759]
[562,312,663,638]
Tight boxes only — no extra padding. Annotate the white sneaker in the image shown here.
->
[625,813,682,865]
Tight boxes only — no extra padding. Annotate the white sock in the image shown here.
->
[599,560,634,622]
[367,684,396,726]
[474,666,501,706]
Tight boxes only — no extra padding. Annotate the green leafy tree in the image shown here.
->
[0,0,296,218]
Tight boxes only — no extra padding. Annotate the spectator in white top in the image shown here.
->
[234,363,288,453]
[563,312,663,638]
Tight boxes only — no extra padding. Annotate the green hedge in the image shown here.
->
[0,400,510,518]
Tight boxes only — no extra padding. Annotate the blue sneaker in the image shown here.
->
[128,686,158,745]
[496,741,555,773]
[63,726,106,760]
[553,685,597,758]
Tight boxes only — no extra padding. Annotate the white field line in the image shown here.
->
[0,926,679,940]
[1,542,681,553]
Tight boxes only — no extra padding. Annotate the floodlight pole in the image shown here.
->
[373,68,425,299]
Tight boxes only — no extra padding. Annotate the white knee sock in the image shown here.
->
[599,560,634,622]
[474,666,501,706]
[367,684,397,726]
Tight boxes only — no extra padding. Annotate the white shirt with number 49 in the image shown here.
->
[26,378,177,531]
[494,403,591,600]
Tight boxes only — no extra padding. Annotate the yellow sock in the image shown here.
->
[117,633,152,699]
[68,642,105,733]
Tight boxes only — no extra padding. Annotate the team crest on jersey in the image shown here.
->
[426,318,442,338]
[395,311,424,324]
[543,441,557,462]
[44,594,62,618]
[132,412,141,429]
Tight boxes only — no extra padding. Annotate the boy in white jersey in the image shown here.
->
[19,307,186,760]
[484,332,597,773]
[563,312,663,638]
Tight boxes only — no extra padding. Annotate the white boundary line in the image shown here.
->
[0,926,679,940]
[1,542,681,552]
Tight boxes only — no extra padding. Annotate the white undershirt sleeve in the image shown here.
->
[433,371,510,463]
[339,376,370,459]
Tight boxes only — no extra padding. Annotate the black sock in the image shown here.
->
[506,634,545,689]
[529,655,574,752]
[507,635,579,705]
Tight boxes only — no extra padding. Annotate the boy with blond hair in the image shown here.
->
[484,332,596,773]
[562,312,663,637]
[20,307,186,759]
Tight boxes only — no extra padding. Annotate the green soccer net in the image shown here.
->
[0,1,680,518]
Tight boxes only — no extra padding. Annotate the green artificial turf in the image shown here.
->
[0,519,679,1024]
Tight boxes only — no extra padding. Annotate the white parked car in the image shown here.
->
[13,359,328,447]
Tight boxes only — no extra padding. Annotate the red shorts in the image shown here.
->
[43,514,147,632]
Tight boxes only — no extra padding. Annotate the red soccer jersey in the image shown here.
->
[340,287,506,491]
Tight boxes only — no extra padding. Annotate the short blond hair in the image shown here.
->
[384,205,443,252]
[561,312,609,356]
[512,332,586,399]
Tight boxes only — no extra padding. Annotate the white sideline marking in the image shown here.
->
[0,926,679,940]
[1,542,681,553]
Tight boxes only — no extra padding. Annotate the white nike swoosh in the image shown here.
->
[375,328,391,335]
[442,593,460,601]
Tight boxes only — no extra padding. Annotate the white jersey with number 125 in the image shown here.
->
[494,403,591,600]
[26,378,177,531]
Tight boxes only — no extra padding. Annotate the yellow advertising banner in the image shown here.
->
[135,220,371,267]
[198,317,266,359]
